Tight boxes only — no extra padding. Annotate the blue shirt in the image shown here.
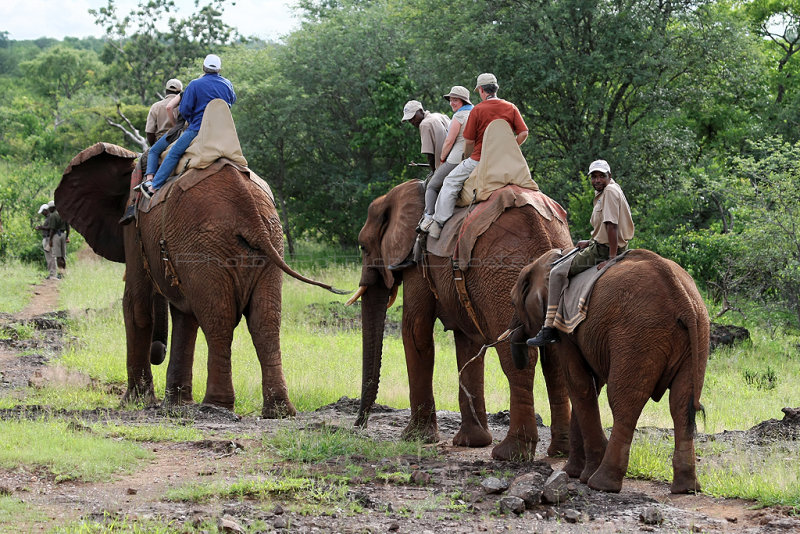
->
[179,73,236,131]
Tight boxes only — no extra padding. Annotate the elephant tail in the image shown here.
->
[673,270,709,414]
[236,178,349,295]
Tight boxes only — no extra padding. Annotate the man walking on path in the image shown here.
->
[34,203,57,279]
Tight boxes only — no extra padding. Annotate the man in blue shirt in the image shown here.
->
[141,54,236,194]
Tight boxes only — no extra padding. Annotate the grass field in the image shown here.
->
[1,246,799,510]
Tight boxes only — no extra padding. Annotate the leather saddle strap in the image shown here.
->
[452,266,486,339]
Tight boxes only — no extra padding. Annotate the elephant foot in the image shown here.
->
[587,465,624,493]
[201,393,235,411]
[579,460,603,484]
[163,386,194,408]
[547,433,570,457]
[563,457,585,479]
[454,425,493,449]
[262,399,297,419]
[121,383,157,407]
[491,434,536,461]
[401,420,439,444]
[150,341,167,366]
[671,473,701,494]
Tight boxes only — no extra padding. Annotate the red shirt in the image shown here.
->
[462,98,527,161]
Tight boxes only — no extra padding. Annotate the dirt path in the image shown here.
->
[0,279,798,533]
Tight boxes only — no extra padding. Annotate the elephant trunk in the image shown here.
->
[355,283,391,428]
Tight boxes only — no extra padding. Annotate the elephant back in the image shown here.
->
[55,142,137,263]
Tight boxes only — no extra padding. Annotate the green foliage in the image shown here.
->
[742,366,778,390]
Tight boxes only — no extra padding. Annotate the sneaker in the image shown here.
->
[428,221,443,239]
[134,181,154,198]
[418,215,436,233]
[526,326,560,346]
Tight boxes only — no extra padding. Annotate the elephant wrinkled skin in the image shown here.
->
[353,180,573,461]
[510,248,710,493]
[56,143,341,417]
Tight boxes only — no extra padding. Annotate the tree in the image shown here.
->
[91,0,239,105]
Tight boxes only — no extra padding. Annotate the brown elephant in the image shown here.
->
[349,180,573,460]
[509,248,709,492]
[55,143,343,417]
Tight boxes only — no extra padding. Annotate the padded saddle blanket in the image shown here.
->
[135,98,271,212]
[426,185,567,272]
[552,248,632,333]
[136,158,274,214]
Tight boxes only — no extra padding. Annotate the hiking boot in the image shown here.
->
[118,204,136,225]
[428,221,443,239]
[527,326,560,346]
[388,258,416,271]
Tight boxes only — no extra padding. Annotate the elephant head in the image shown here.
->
[350,180,425,426]
[507,248,561,369]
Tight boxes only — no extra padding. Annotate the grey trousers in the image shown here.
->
[424,162,457,215]
[433,157,478,225]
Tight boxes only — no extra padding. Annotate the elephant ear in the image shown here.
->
[55,142,138,263]
[377,181,425,289]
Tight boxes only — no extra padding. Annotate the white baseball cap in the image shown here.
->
[203,54,221,72]
[587,160,611,175]
[401,100,423,122]
[38,203,49,214]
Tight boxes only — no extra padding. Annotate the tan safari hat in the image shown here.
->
[475,73,498,89]
[443,86,472,105]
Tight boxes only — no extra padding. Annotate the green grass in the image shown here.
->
[53,514,199,534]
[264,424,436,463]
[92,422,205,442]
[0,418,152,482]
[0,259,42,313]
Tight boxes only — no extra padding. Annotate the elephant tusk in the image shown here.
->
[497,328,513,342]
[345,285,368,306]
[387,284,399,309]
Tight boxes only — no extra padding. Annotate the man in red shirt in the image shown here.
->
[421,73,528,238]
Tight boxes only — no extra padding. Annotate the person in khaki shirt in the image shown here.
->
[145,78,183,145]
[527,159,635,346]
[401,100,450,171]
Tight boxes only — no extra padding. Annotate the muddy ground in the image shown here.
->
[0,279,798,533]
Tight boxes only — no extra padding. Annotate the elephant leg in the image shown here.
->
[560,342,607,482]
[491,341,537,460]
[540,345,571,457]
[563,412,586,478]
[588,379,650,493]
[245,281,296,419]
[121,270,157,406]
[401,285,438,443]
[668,364,701,494]
[453,332,492,449]
[195,298,237,410]
[163,305,198,407]
[150,292,168,365]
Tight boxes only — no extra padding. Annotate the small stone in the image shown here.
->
[388,521,400,531]
[498,495,525,515]
[411,470,432,485]
[562,509,585,523]
[481,476,509,494]
[125,488,137,495]
[272,504,284,515]
[273,515,288,529]
[218,515,245,533]
[640,506,663,525]
[767,518,800,530]
[508,482,542,508]
[541,471,569,504]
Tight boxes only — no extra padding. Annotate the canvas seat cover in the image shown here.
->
[159,98,248,175]
[456,119,538,207]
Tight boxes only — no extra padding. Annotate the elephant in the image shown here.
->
[509,248,710,493]
[349,180,574,460]
[55,142,344,417]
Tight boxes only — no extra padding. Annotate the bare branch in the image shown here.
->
[93,102,147,152]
